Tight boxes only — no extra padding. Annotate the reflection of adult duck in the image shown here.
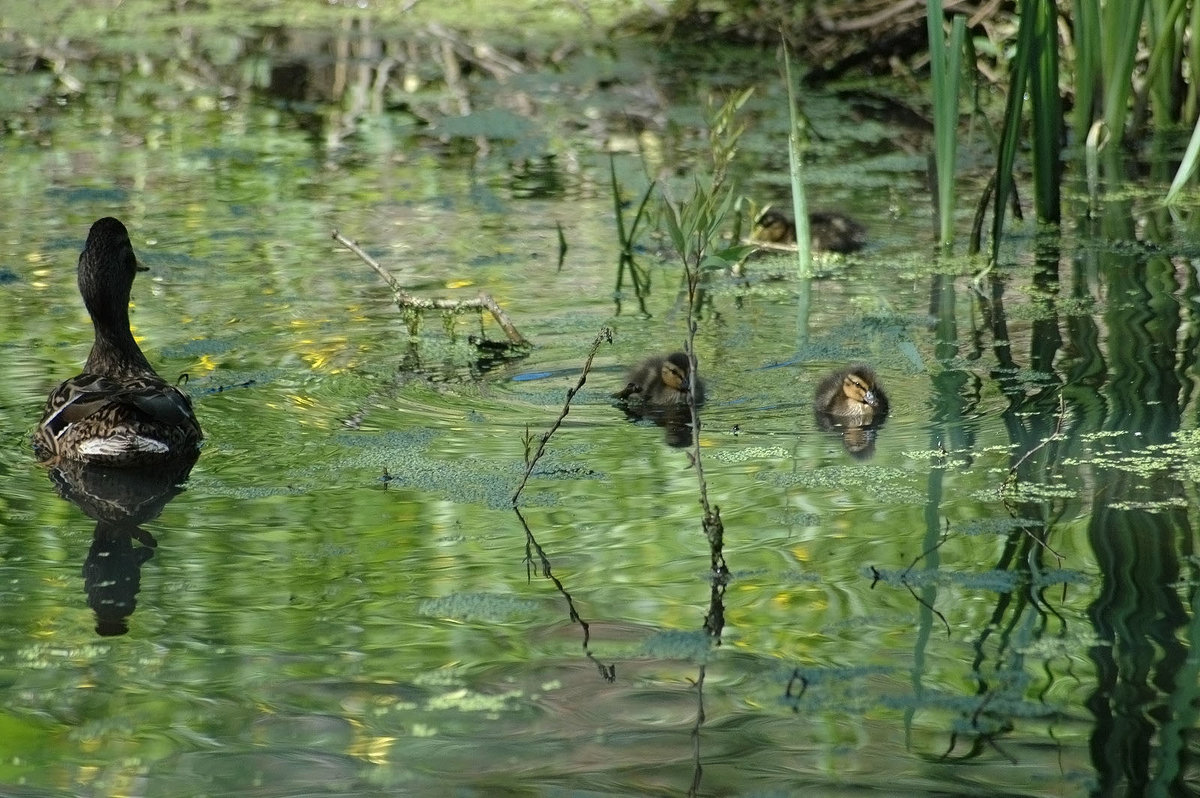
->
[613,352,704,448]
[48,457,198,636]
[84,520,158,636]
[753,209,866,254]
[35,217,202,467]
[613,352,705,406]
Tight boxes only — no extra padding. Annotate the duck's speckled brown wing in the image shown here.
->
[35,373,201,466]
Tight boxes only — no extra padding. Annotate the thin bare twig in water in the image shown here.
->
[999,394,1068,560]
[332,229,530,346]
[889,518,952,636]
[684,267,727,581]
[785,668,809,707]
[511,327,613,506]
[900,519,953,580]
[901,579,952,637]
[1001,392,1066,492]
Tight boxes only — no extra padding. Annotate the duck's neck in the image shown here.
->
[84,309,157,378]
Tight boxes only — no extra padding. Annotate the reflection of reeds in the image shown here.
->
[609,155,656,316]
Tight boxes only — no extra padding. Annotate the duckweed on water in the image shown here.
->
[425,687,527,714]
[640,629,716,662]
[956,517,1043,536]
[709,445,790,463]
[418,593,542,623]
[1034,569,1090,588]
[328,429,559,508]
[948,569,1022,593]
[762,465,924,504]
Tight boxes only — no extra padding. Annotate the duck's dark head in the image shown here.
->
[78,217,154,376]
[78,217,140,327]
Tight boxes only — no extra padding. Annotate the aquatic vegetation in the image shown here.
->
[641,629,717,662]
[926,0,966,248]
[419,592,542,623]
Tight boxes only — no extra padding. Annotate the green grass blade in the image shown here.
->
[990,0,1034,265]
[609,154,629,253]
[1165,115,1200,204]
[781,39,811,278]
[1029,0,1062,224]
[1072,0,1101,143]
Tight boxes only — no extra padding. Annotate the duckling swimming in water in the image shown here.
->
[34,217,202,467]
[814,365,888,424]
[613,351,705,406]
[753,209,866,254]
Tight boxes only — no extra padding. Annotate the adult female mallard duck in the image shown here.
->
[34,217,202,467]
[814,365,888,424]
[753,209,866,254]
[613,351,705,406]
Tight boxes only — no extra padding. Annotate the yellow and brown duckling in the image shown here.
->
[34,217,202,467]
[753,209,866,254]
[814,365,888,424]
[613,351,705,406]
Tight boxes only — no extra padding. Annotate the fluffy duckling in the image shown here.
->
[814,365,888,424]
[34,218,202,467]
[753,209,866,254]
[613,351,705,406]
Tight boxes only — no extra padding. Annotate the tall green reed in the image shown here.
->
[990,0,1061,266]
[927,0,966,248]
[780,41,811,274]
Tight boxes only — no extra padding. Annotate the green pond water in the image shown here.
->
[1,7,1198,797]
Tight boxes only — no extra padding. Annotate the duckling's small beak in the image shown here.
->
[862,390,879,407]
[136,261,149,273]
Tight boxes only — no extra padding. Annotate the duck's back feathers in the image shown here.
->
[36,373,201,466]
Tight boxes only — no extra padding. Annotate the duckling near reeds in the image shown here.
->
[753,209,866,254]
[613,351,705,406]
[34,217,202,467]
[814,365,888,425]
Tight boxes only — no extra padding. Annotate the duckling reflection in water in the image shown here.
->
[814,365,889,459]
[613,352,705,448]
[753,209,866,254]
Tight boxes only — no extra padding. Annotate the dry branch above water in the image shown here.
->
[332,229,530,347]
